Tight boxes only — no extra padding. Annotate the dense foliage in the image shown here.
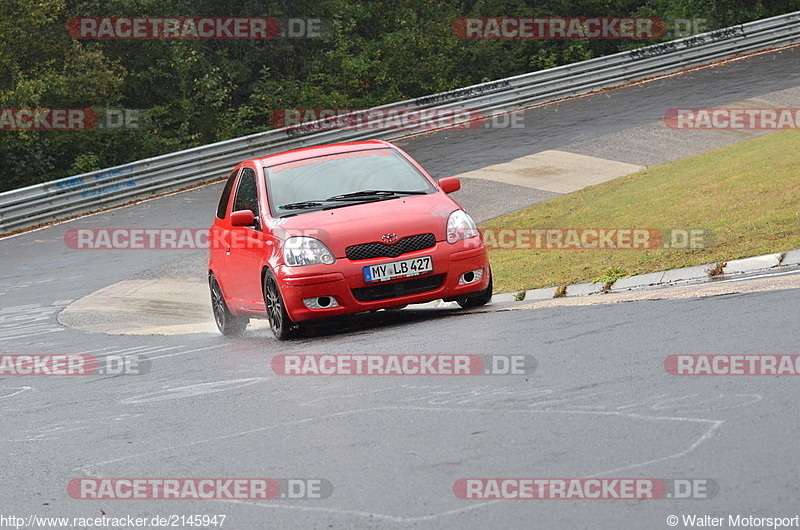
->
[0,0,797,191]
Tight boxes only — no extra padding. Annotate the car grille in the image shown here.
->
[352,274,445,302]
[345,233,436,261]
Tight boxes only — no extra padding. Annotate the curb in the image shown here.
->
[498,248,800,303]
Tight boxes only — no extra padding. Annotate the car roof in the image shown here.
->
[250,140,395,168]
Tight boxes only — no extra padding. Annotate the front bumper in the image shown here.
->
[275,239,490,322]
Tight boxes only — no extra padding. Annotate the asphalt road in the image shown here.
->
[396,45,800,174]
[1,45,799,529]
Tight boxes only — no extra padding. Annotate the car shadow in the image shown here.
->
[292,306,467,340]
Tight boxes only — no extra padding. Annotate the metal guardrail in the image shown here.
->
[1,11,799,235]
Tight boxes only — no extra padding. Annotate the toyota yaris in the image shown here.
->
[208,140,492,340]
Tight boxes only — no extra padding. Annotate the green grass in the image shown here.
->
[482,129,800,294]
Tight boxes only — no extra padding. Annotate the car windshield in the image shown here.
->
[264,148,436,216]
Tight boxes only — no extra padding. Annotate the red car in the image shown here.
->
[208,140,492,339]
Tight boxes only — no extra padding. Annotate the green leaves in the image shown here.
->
[0,0,797,192]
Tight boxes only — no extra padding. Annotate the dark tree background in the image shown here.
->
[0,0,797,191]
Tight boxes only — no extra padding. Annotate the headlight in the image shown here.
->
[283,237,335,266]
[446,210,479,243]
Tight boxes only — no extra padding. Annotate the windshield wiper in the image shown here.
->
[278,190,426,213]
[325,190,426,201]
[278,201,326,210]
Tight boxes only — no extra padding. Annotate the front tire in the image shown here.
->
[263,269,300,340]
[457,273,493,309]
[210,274,248,336]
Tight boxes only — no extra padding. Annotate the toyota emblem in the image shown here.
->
[382,233,398,243]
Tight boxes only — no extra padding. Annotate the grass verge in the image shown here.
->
[482,129,800,294]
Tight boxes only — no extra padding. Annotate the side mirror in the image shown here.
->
[230,210,256,227]
[438,177,461,194]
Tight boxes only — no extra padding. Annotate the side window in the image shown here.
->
[232,168,259,217]
[216,169,239,219]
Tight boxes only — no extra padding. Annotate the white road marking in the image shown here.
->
[119,378,268,404]
[70,405,726,522]
[0,386,31,401]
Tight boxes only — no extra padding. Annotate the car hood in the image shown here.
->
[268,193,459,258]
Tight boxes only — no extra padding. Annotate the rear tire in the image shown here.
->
[457,273,493,309]
[210,274,248,336]
[263,269,300,340]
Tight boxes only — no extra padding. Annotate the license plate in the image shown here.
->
[363,256,433,283]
